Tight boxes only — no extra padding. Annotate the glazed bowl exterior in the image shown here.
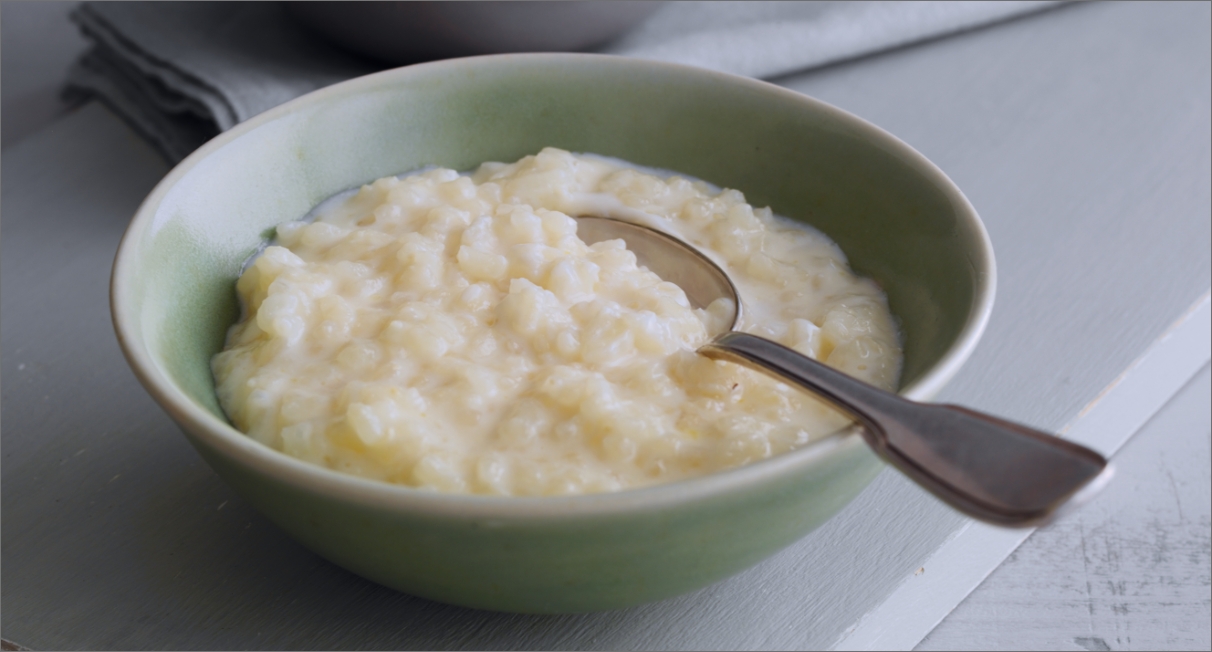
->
[111,54,995,613]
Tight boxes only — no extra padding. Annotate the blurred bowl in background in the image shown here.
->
[287,1,662,63]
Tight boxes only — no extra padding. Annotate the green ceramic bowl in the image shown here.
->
[111,54,995,613]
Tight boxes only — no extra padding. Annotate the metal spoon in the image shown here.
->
[576,216,1112,527]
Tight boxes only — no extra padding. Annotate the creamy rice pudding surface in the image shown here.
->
[212,148,901,495]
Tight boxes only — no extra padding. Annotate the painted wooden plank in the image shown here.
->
[918,364,1211,651]
[834,295,1211,650]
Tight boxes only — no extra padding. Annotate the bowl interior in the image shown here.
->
[118,54,989,428]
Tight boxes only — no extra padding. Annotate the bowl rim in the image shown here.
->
[110,52,996,520]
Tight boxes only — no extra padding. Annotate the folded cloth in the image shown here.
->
[64,1,1058,163]
[65,2,376,161]
[604,1,1058,78]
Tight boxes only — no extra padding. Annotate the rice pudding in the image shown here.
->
[211,148,901,495]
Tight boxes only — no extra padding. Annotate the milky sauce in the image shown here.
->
[211,148,901,495]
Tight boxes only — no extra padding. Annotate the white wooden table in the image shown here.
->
[2,2,1208,650]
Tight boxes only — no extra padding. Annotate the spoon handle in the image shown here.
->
[700,332,1111,527]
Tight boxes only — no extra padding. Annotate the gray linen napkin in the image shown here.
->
[65,2,376,161]
[65,1,1058,163]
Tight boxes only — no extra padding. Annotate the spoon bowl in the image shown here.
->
[575,216,742,331]
[575,215,1112,527]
